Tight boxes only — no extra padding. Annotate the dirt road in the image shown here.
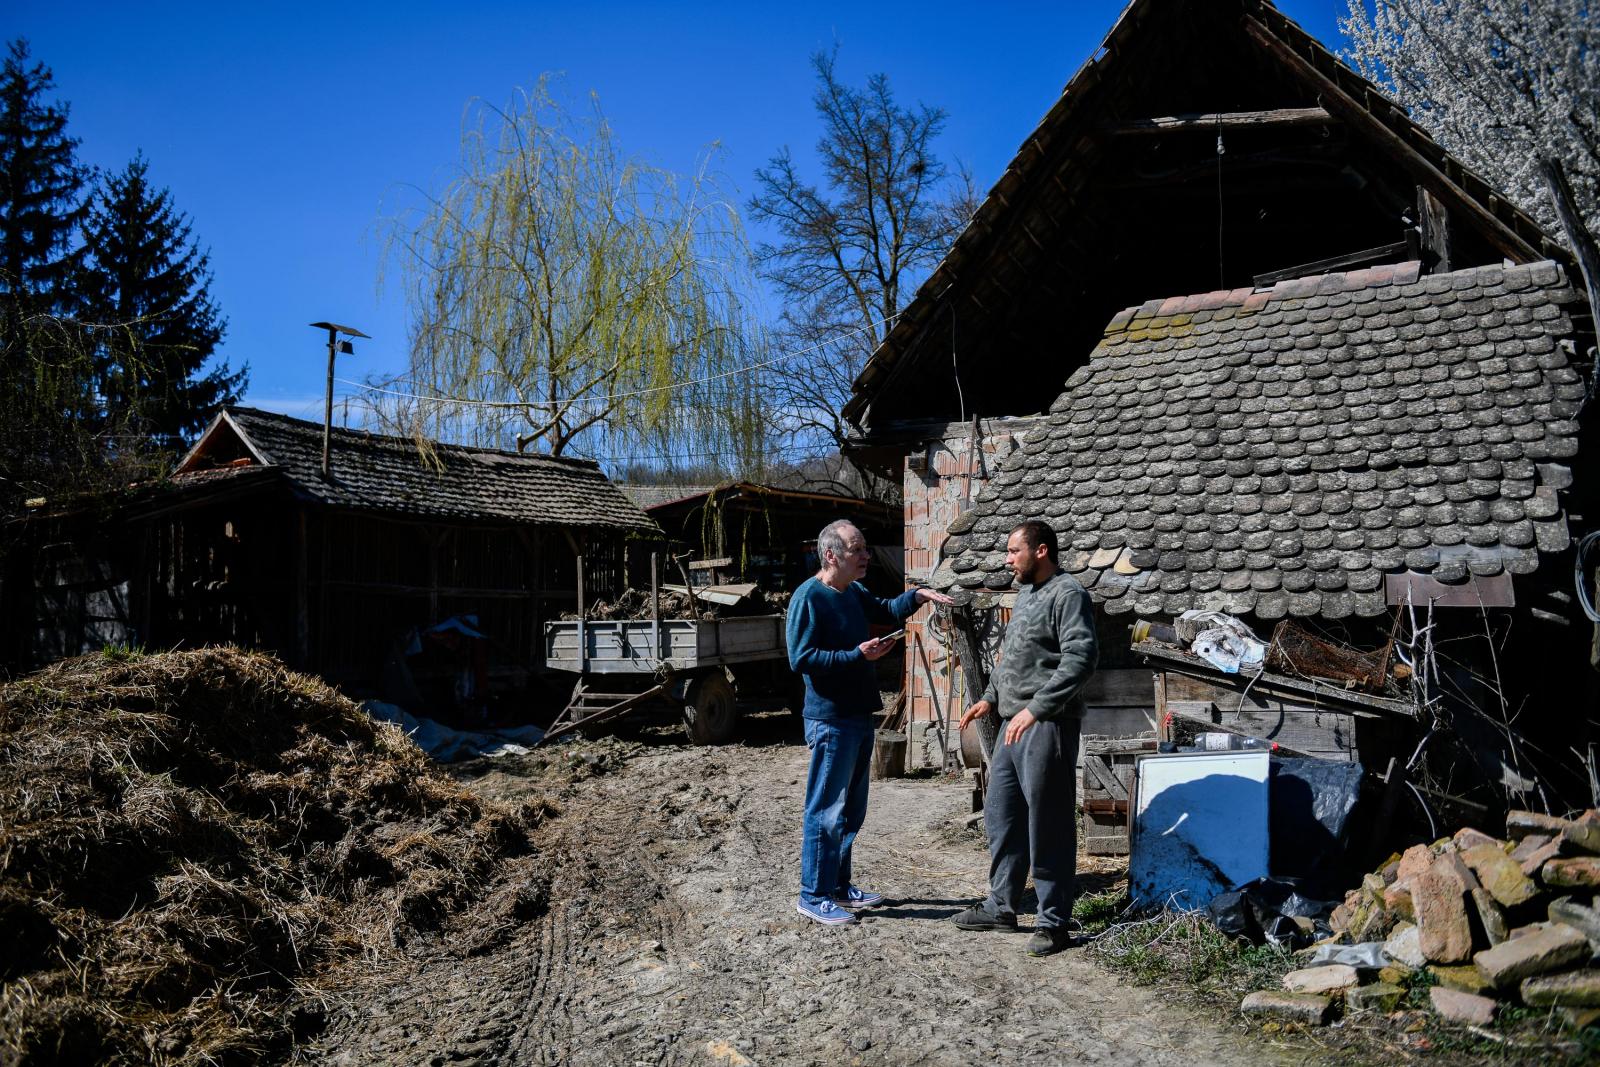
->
[303,714,1287,1066]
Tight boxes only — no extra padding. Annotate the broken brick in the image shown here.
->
[1453,827,1499,852]
[1544,857,1600,890]
[1508,810,1571,840]
[1432,850,1481,894]
[1468,888,1508,947]
[1429,987,1497,1025]
[1474,923,1590,989]
[1241,990,1333,1026]
[1428,963,1492,995]
[1508,811,1600,853]
[1511,834,1561,876]
[1460,843,1537,907]
[1382,881,1414,921]
[1550,897,1600,953]
[1522,970,1600,1008]
[1283,965,1359,995]
[1384,922,1425,968]
[1396,843,1434,884]
[1345,982,1404,1012]
[1414,868,1473,964]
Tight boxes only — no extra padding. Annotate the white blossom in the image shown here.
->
[1341,0,1599,242]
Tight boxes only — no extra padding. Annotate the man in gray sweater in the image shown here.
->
[950,519,1097,956]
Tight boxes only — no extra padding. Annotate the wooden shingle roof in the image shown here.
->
[177,408,659,533]
[932,261,1587,617]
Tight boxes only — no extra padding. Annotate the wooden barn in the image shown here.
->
[3,407,660,696]
[842,0,1597,807]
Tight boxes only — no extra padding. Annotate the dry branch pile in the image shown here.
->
[567,585,791,622]
[575,587,713,621]
[0,648,552,1066]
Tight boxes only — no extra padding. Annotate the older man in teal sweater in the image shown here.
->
[787,519,952,926]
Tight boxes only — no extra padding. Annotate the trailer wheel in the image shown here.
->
[683,670,738,744]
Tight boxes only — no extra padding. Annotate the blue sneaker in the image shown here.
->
[833,885,884,911]
[796,897,859,925]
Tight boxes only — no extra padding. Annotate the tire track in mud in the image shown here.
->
[308,733,1288,1066]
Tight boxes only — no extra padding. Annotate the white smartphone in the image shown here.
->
[881,629,906,643]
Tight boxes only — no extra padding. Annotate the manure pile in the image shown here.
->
[0,648,552,1066]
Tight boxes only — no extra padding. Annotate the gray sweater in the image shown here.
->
[981,570,1098,721]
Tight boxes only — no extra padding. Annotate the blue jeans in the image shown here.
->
[799,717,875,906]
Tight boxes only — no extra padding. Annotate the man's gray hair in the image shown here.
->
[817,519,858,565]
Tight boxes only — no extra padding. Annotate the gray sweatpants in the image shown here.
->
[983,717,1080,930]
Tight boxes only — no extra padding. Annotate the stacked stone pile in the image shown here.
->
[1242,809,1600,1030]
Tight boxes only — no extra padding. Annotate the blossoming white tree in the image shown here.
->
[1341,0,1598,237]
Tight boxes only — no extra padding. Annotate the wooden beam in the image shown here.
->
[1101,106,1334,136]
[1541,157,1600,340]
[1252,238,1413,287]
[1418,186,1453,272]
[1243,15,1541,264]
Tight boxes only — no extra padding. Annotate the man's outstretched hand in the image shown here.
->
[915,588,956,607]
[957,698,993,731]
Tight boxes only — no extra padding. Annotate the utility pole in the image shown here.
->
[308,321,370,479]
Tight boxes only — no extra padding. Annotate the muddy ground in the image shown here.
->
[299,711,1287,1067]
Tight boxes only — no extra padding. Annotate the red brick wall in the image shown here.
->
[899,417,1040,766]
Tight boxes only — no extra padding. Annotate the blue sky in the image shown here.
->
[10,1,1346,426]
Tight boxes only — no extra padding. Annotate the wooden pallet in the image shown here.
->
[1079,733,1155,855]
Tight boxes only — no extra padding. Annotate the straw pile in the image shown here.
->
[0,647,551,1066]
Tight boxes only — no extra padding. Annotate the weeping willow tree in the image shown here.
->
[379,79,769,472]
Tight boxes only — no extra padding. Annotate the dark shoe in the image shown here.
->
[949,904,1018,931]
[1025,927,1073,956]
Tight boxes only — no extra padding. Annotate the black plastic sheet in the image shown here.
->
[1268,757,1365,891]
[1208,875,1338,949]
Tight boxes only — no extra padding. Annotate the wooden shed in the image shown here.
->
[3,407,660,694]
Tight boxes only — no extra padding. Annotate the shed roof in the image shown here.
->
[620,484,721,510]
[931,261,1587,618]
[624,481,894,514]
[177,408,659,532]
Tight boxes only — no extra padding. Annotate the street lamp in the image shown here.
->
[309,321,370,479]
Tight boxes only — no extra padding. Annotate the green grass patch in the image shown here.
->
[1088,908,1293,995]
[1071,889,1126,936]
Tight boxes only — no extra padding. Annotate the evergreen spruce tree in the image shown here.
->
[0,38,94,505]
[81,155,242,451]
